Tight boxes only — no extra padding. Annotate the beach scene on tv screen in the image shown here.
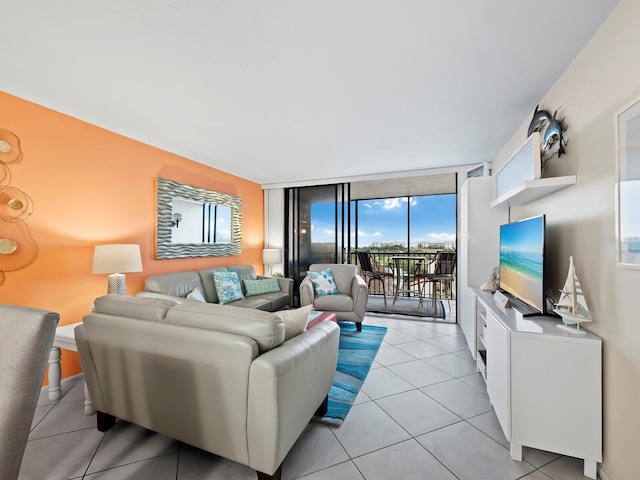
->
[500,218,543,312]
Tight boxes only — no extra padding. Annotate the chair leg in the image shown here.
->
[375,277,387,307]
[417,278,425,308]
[356,322,362,332]
[97,411,116,432]
[315,394,329,416]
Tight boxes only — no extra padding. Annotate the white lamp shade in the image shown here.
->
[92,244,143,274]
[262,248,281,265]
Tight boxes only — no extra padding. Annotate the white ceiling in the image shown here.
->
[1,1,620,187]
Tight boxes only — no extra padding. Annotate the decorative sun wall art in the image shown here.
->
[0,128,37,286]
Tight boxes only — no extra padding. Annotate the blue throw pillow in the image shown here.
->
[308,269,339,297]
[212,271,245,304]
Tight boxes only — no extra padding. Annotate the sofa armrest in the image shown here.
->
[299,276,314,307]
[277,277,293,306]
[247,321,339,474]
[351,274,369,322]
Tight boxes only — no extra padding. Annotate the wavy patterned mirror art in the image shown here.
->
[156,178,242,259]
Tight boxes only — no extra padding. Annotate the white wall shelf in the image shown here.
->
[490,175,576,208]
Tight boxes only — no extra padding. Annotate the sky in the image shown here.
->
[499,215,544,253]
[310,194,457,246]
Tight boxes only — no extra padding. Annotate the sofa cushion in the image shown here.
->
[259,291,291,311]
[93,295,177,322]
[276,305,312,341]
[308,269,339,297]
[227,296,272,311]
[165,301,285,353]
[243,278,281,297]
[227,265,258,285]
[312,293,354,312]
[144,271,203,299]
[213,271,245,304]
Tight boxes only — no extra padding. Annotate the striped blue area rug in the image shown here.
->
[313,322,387,427]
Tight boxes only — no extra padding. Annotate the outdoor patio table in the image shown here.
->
[391,255,426,305]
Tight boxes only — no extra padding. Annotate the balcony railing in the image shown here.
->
[351,250,456,300]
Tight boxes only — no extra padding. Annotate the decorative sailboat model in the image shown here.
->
[553,256,592,334]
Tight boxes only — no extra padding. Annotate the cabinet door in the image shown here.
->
[511,335,602,460]
[485,311,510,440]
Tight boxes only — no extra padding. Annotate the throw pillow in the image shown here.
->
[186,288,206,302]
[243,278,281,297]
[308,268,339,297]
[276,305,313,341]
[212,271,245,305]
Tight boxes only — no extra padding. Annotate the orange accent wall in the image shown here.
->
[0,91,265,383]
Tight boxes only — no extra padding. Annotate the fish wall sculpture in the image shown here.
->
[526,105,568,168]
[527,105,551,137]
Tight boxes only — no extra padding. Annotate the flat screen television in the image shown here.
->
[499,215,546,315]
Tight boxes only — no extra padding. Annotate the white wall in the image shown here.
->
[492,2,640,477]
[264,188,285,275]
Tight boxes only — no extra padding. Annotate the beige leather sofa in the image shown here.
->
[75,295,339,480]
[300,263,369,331]
[139,264,293,311]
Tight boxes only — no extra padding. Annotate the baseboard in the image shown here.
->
[598,464,611,480]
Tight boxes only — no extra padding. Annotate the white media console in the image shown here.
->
[470,287,602,479]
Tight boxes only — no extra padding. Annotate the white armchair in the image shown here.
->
[300,264,369,331]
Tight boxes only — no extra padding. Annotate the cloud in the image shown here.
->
[363,203,372,209]
[355,230,383,237]
[427,232,456,242]
[383,198,402,210]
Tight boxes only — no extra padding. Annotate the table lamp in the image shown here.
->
[92,244,143,294]
[262,248,281,276]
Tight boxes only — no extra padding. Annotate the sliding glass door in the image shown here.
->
[285,184,350,305]
[284,182,457,307]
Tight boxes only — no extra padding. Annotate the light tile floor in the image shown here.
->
[20,304,597,479]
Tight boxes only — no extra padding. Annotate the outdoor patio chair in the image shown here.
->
[415,251,457,310]
[356,251,394,306]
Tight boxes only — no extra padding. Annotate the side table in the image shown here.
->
[307,311,338,329]
[48,322,95,415]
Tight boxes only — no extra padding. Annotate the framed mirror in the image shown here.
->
[156,178,242,259]
[616,95,640,269]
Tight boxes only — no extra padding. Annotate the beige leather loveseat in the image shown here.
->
[75,295,339,480]
[139,264,293,311]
